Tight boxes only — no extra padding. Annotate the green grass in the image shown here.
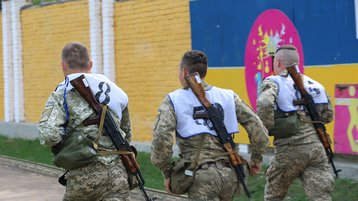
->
[1,135,358,200]
[0,135,165,189]
[136,151,165,190]
[31,0,58,5]
[0,135,53,165]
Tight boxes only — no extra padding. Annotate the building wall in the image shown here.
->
[114,0,191,141]
[2,0,356,154]
[19,0,191,142]
[21,1,90,122]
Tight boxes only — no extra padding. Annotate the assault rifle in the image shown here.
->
[286,65,341,177]
[70,74,156,201]
[184,73,251,198]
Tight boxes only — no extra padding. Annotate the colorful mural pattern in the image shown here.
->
[244,9,304,110]
[334,84,358,155]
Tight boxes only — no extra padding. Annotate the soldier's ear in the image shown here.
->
[87,61,93,73]
[183,67,189,76]
[61,61,66,70]
[61,61,68,75]
[276,58,283,69]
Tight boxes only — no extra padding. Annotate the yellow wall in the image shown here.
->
[206,64,358,146]
[21,0,90,122]
[0,14,3,120]
[114,0,191,141]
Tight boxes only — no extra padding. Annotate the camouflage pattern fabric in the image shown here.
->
[63,158,130,201]
[188,165,238,201]
[151,81,269,199]
[257,78,334,201]
[264,143,334,201]
[39,85,131,200]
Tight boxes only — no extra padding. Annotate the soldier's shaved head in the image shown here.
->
[275,45,299,67]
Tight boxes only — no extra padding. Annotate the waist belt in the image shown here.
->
[199,161,231,169]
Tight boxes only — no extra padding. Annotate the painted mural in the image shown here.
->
[334,84,358,155]
[190,0,358,153]
[244,9,304,110]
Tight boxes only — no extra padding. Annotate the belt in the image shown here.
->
[199,161,231,169]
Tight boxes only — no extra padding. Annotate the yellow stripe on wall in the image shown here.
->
[114,0,191,141]
[21,1,90,122]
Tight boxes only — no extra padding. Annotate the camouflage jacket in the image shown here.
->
[151,81,269,178]
[38,87,132,165]
[256,77,333,147]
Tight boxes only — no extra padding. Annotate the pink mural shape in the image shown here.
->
[334,84,358,155]
[245,9,304,110]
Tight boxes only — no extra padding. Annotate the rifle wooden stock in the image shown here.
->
[70,74,155,201]
[185,73,251,198]
[286,65,341,177]
[186,74,212,108]
[121,151,139,173]
[223,143,245,166]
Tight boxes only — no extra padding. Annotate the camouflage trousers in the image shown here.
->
[63,159,130,201]
[265,142,334,201]
[187,162,238,201]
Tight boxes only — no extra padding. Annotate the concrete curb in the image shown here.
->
[0,122,39,139]
[0,154,64,178]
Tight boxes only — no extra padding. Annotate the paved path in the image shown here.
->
[0,163,64,201]
[0,156,186,201]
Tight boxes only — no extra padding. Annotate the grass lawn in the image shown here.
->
[1,135,357,200]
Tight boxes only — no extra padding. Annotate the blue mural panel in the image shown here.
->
[190,0,358,66]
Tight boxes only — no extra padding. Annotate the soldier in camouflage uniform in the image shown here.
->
[151,50,269,201]
[38,42,132,201]
[256,45,334,201]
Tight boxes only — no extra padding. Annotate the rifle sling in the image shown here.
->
[95,105,107,144]
[98,150,133,156]
[93,105,135,157]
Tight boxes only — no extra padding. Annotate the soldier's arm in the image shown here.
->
[256,79,278,129]
[316,93,334,124]
[120,106,132,142]
[235,94,269,163]
[151,96,176,178]
[38,93,66,147]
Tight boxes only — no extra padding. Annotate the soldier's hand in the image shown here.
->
[164,178,173,194]
[248,160,262,176]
